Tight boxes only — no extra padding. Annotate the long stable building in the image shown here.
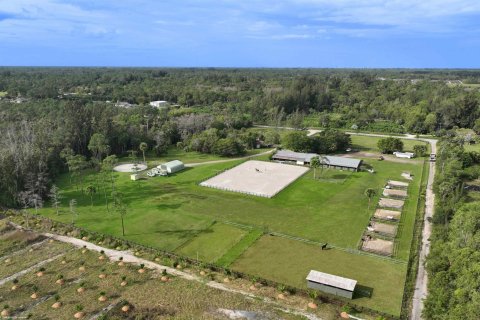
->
[306,270,357,299]
[272,150,362,171]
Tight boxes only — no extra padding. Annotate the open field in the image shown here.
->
[350,135,429,154]
[0,227,321,319]
[34,138,425,316]
[231,235,407,316]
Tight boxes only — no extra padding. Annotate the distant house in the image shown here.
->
[115,101,135,108]
[157,160,185,174]
[272,150,362,171]
[306,270,357,299]
[149,100,169,108]
[393,151,415,159]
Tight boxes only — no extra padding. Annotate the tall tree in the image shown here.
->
[364,188,377,210]
[86,185,96,207]
[69,199,78,225]
[49,185,62,215]
[310,156,321,179]
[88,133,109,163]
[112,191,127,236]
[139,142,148,164]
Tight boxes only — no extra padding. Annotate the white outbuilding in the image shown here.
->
[158,160,185,174]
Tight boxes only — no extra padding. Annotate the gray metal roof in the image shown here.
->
[273,150,361,169]
[306,270,357,292]
[323,155,362,169]
[273,150,318,162]
[161,160,184,169]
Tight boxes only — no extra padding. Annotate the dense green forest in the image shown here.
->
[424,136,480,320]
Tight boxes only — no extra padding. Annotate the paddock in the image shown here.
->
[362,238,394,256]
[113,163,147,173]
[383,188,408,198]
[374,209,402,221]
[387,180,409,188]
[368,222,397,237]
[199,160,309,198]
[378,198,404,209]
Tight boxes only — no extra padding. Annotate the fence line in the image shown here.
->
[2,210,401,319]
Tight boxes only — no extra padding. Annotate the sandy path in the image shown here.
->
[411,140,436,320]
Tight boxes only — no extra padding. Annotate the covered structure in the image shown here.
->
[272,150,362,171]
[306,270,357,299]
[158,160,185,174]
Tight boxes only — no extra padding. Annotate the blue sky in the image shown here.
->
[0,0,479,67]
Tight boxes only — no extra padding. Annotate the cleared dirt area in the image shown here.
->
[200,160,309,198]
[362,238,394,256]
[113,163,147,172]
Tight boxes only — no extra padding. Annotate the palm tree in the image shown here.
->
[69,199,78,225]
[86,185,96,207]
[139,142,148,164]
[310,156,321,179]
[364,188,377,210]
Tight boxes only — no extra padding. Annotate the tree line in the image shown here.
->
[424,134,480,319]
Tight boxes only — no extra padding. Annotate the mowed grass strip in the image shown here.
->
[176,223,247,262]
[350,135,429,153]
[231,235,406,317]
[216,228,263,267]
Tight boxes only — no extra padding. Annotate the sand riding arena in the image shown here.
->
[200,160,309,198]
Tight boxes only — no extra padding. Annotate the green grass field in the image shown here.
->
[35,142,425,316]
[176,222,247,262]
[350,135,429,153]
[231,235,407,316]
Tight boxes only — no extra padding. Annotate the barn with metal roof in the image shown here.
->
[306,270,357,299]
[272,150,362,171]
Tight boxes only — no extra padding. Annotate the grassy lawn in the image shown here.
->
[350,135,429,153]
[231,235,407,317]
[35,139,425,316]
[176,222,247,262]
[38,157,422,256]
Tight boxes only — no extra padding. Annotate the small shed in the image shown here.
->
[306,270,357,299]
[159,160,185,174]
[130,174,140,181]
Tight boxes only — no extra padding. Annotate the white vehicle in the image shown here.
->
[393,151,415,159]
